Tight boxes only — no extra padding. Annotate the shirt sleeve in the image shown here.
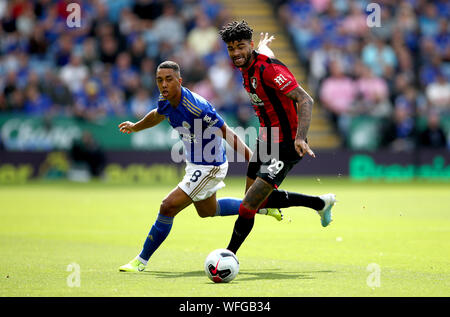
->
[262,63,299,94]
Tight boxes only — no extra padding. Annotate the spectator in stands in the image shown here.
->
[5,89,26,113]
[207,57,234,111]
[434,18,449,57]
[132,0,163,21]
[2,72,19,104]
[129,87,154,119]
[426,72,450,114]
[355,64,388,105]
[365,92,393,119]
[99,35,119,65]
[69,130,106,178]
[110,52,139,99]
[383,104,417,152]
[394,2,418,35]
[73,80,107,121]
[130,35,147,69]
[171,41,205,83]
[361,36,397,78]
[420,53,444,87]
[27,24,49,58]
[418,3,440,38]
[60,54,89,94]
[319,61,357,139]
[395,85,424,116]
[372,5,395,41]
[352,63,392,119]
[418,111,447,149]
[152,3,185,49]
[341,2,368,38]
[81,37,100,71]
[105,88,127,117]
[139,57,156,93]
[40,70,73,115]
[53,33,74,67]
[24,85,51,115]
[187,13,219,58]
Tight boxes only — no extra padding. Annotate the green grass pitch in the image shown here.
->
[1,177,449,297]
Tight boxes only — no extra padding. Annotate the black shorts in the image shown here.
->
[246,139,302,188]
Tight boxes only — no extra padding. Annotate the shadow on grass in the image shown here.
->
[142,269,335,282]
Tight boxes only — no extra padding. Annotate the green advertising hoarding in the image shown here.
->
[0,113,261,152]
[0,114,178,151]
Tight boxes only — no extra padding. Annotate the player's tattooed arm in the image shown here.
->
[285,86,313,139]
[285,86,316,158]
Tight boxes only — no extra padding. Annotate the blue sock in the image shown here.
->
[139,213,173,262]
[216,198,242,216]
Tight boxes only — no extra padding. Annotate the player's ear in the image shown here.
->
[250,40,254,49]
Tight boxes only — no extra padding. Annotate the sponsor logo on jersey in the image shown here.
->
[273,74,287,86]
[248,92,264,106]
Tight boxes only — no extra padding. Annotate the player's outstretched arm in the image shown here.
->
[257,32,275,58]
[285,86,316,158]
[118,109,165,134]
[220,122,253,162]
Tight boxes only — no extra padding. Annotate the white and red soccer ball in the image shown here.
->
[204,249,239,283]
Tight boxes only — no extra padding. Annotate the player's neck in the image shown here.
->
[168,89,182,108]
[241,51,257,72]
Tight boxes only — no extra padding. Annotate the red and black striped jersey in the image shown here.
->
[240,52,299,143]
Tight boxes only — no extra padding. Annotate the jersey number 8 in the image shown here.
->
[190,170,202,182]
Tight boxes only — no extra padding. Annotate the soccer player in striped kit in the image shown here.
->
[219,21,336,254]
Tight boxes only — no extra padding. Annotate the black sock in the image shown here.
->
[227,216,255,254]
[264,189,325,210]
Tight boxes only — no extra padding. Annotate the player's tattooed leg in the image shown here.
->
[242,177,274,210]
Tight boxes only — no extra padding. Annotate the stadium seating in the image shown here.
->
[0,0,448,152]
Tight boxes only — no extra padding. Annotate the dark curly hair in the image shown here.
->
[219,20,253,43]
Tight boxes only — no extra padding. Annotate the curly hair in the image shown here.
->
[219,20,253,43]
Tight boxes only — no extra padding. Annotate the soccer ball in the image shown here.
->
[204,249,239,283]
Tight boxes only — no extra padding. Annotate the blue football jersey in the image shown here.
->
[156,87,226,166]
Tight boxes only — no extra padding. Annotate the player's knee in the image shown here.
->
[197,211,211,218]
[159,199,179,217]
[196,206,214,218]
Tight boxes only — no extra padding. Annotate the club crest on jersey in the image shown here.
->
[182,121,191,129]
[250,77,258,89]
[180,121,197,143]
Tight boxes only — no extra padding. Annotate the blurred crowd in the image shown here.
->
[0,0,254,124]
[1,0,449,151]
[276,0,449,150]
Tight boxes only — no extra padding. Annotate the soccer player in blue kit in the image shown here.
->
[118,61,281,272]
